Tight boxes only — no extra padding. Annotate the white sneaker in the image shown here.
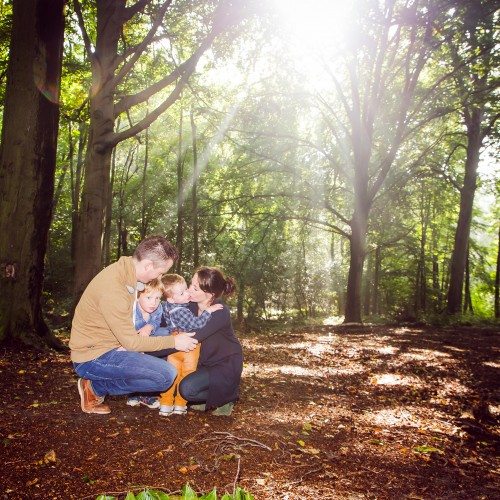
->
[172,405,187,415]
[126,396,141,407]
[159,405,174,416]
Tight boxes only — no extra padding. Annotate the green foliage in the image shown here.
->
[95,483,254,500]
[43,0,498,324]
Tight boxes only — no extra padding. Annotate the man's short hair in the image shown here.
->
[133,236,178,267]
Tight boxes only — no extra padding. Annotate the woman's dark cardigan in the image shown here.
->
[190,301,243,409]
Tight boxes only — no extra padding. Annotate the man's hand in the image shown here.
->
[174,332,198,352]
[137,324,153,337]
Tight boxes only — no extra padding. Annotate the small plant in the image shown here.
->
[96,483,254,500]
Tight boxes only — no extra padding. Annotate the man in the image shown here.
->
[70,235,198,414]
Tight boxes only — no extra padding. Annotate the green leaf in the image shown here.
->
[234,488,254,500]
[96,496,116,500]
[124,493,137,500]
[413,445,444,455]
[136,490,170,500]
[181,483,198,499]
[199,489,217,500]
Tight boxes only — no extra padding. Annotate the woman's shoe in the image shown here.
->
[212,402,234,416]
[189,403,206,412]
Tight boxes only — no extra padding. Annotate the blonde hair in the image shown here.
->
[138,278,163,298]
[160,274,186,299]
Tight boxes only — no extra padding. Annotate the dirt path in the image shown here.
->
[1,324,498,499]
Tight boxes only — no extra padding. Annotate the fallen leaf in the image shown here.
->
[43,450,57,463]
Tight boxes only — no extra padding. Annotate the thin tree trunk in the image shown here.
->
[175,108,184,273]
[363,249,372,316]
[495,224,499,319]
[373,245,381,316]
[70,122,87,263]
[463,249,474,314]
[0,0,65,348]
[140,123,149,239]
[190,108,200,269]
[102,145,116,266]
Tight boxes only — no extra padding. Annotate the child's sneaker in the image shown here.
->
[172,405,187,415]
[126,396,141,407]
[159,405,174,416]
[139,396,160,409]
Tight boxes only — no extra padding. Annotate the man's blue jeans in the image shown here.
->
[73,349,177,397]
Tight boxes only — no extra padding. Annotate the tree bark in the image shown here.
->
[345,208,368,322]
[446,108,482,314]
[0,0,65,348]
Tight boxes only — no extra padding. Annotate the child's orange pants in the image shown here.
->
[159,344,200,407]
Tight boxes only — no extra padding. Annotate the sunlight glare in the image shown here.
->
[271,0,351,51]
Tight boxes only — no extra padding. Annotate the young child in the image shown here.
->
[158,273,222,416]
[126,278,169,409]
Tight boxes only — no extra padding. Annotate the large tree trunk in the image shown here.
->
[446,108,482,314]
[0,0,65,348]
[71,0,229,301]
[345,209,368,323]
[73,0,120,302]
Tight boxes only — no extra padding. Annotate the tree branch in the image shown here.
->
[73,0,93,58]
[111,0,172,88]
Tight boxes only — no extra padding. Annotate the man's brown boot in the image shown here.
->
[77,378,111,414]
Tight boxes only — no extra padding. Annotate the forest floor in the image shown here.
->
[0,323,499,499]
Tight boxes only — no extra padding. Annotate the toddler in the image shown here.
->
[126,278,170,409]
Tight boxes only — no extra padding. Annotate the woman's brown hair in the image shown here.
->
[195,267,235,303]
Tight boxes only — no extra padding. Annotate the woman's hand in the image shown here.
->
[174,332,198,352]
[206,303,223,314]
[137,324,153,337]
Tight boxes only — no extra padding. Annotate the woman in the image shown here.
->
[179,266,243,416]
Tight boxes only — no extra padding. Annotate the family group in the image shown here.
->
[69,235,243,417]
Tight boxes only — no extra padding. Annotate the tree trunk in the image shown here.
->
[345,209,368,323]
[190,108,200,269]
[495,224,499,319]
[102,145,116,267]
[363,249,372,316]
[140,123,149,239]
[0,0,65,348]
[237,279,245,324]
[70,122,87,263]
[372,245,381,316]
[175,108,184,273]
[446,108,482,314]
[463,249,473,314]
[73,0,121,302]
